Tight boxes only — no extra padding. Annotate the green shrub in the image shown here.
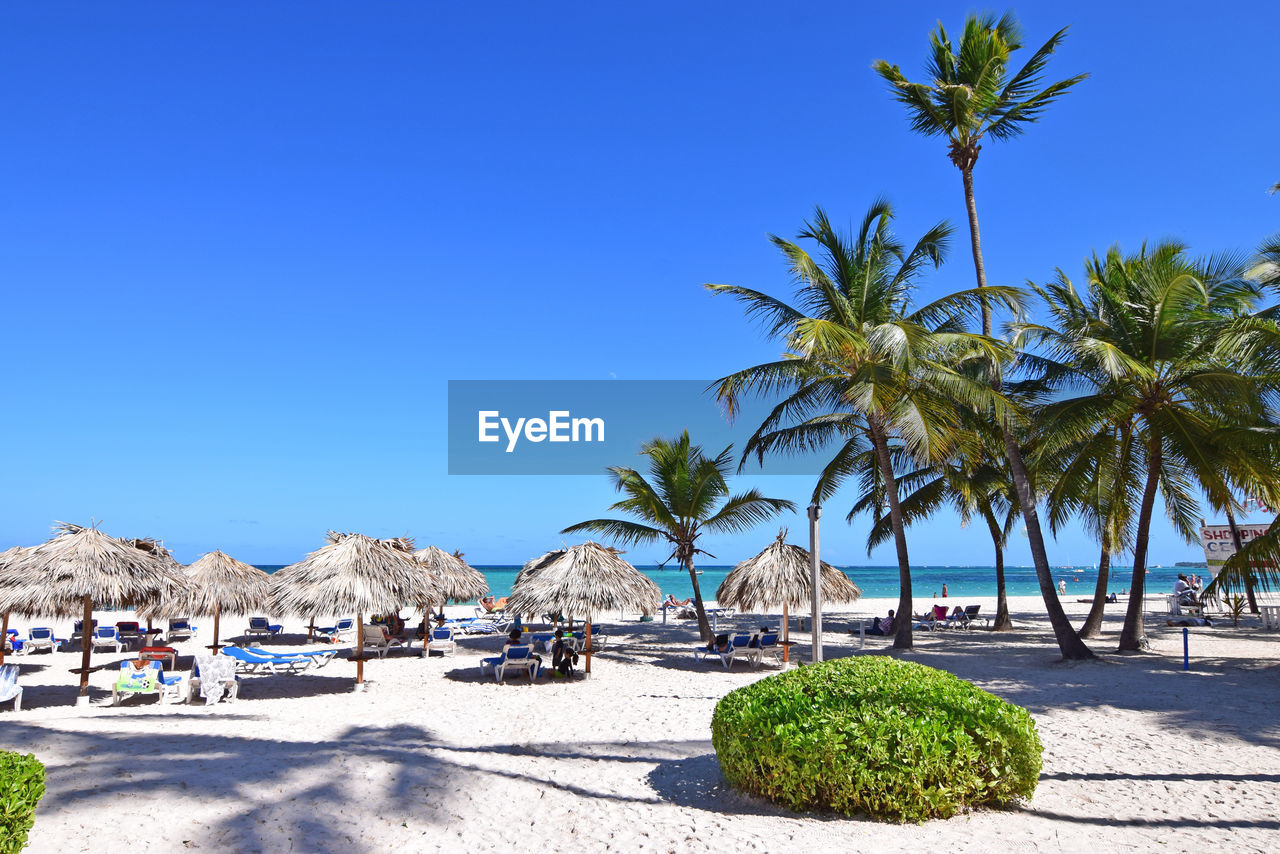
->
[0,752,44,853]
[711,656,1042,822]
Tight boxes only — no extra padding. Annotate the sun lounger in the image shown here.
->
[165,619,196,643]
[960,604,988,628]
[740,632,783,669]
[449,617,504,635]
[70,619,97,647]
[0,664,23,711]
[315,618,356,643]
[426,627,457,656]
[362,625,404,659]
[115,621,146,648]
[694,632,756,669]
[245,617,284,637]
[113,660,185,706]
[22,627,64,654]
[2,630,18,655]
[221,645,335,674]
[190,654,240,705]
[91,626,124,653]
[479,644,538,683]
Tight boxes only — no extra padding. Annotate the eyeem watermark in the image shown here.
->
[448,380,827,475]
[478,410,605,452]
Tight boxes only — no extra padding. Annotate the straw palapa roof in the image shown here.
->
[139,550,271,619]
[269,532,442,616]
[0,523,189,618]
[716,529,861,612]
[413,546,488,603]
[505,541,661,619]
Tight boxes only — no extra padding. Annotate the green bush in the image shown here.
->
[711,656,1042,822]
[0,752,44,853]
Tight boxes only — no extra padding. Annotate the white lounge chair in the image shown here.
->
[479,644,538,682]
[426,627,457,656]
[740,632,783,669]
[165,619,196,643]
[23,627,63,655]
[694,632,756,669]
[315,618,356,643]
[0,664,22,711]
[362,625,404,659]
[91,626,123,653]
[245,617,283,637]
[112,660,184,706]
[190,654,240,705]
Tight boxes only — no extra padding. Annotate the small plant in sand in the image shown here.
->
[1225,593,1248,627]
[0,751,45,854]
[711,657,1041,822]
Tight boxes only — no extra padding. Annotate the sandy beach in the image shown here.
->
[2,594,1278,853]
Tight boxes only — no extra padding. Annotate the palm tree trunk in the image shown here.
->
[1225,508,1261,613]
[869,419,913,651]
[1119,441,1162,651]
[984,512,1012,631]
[684,553,714,643]
[1001,430,1094,659]
[1079,536,1111,638]
[961,166,993,337]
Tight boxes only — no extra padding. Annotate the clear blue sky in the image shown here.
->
[1,2,1275,566]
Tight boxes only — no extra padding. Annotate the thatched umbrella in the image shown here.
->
[139,550,271,651]
[505,541,660,675]
[269,532,442,687]
[0,546,32,664]
[0,523,189,702]
[716,529,861,663]
[414,546,488,615]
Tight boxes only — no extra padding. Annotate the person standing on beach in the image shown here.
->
[1058,579,1067,595]
[942,584,948,598]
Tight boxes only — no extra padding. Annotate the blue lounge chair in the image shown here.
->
[480,645,538,682]
[245,617,283,637]
[91,626,123,653]
[315,618,355,643]
[70,619,98,646]
[426,626,457,656]
[741,632,782,669]
[23,627,64,655]
[165,619,196,643]
[0,664,22,711]
[694,632,756,669]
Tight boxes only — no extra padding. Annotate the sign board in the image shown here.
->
[1199,523,1275,576]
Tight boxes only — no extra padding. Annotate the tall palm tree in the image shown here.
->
[1020,242,1265,651]
[562,431,795,642]
[875,12,1093,659]
[707,201,1013,650]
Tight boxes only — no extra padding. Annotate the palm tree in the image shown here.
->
[707,201,1013,650]
[561,432,795,643]
[1020,242,1265,651]
[875,12,1093,659]
[873,12,1086,338]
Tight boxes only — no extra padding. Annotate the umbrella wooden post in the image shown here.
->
[354,609,365,688]
[208,607,223,652]
[308,617,315,641]
[584,620,592,676]
[78,595,93,701]
[782,603,790,664]
[0,611,9,664]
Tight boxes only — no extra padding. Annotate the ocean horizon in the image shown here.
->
[253,563,1195,604]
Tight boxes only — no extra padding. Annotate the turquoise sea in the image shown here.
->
[255,563,1194,604]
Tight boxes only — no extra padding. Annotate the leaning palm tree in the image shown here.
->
[707,201,1014,650]
[876,12,1093,659]
[1020,242,1266,651]
[562,432,795,643]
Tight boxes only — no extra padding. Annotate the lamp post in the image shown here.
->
[808,503,823,662]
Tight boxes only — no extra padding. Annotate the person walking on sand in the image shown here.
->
[1058,578,1067,595]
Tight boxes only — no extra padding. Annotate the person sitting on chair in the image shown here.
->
[503,628,541,674]
[1174,573,1199,606]
[868,610,895,636]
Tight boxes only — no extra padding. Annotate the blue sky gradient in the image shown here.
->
[2,2,1276,565]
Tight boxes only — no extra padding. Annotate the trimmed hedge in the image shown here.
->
[0,752,44,853]
[711,656,1041,822]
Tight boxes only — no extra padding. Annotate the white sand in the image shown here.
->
[2,595,1278,853]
